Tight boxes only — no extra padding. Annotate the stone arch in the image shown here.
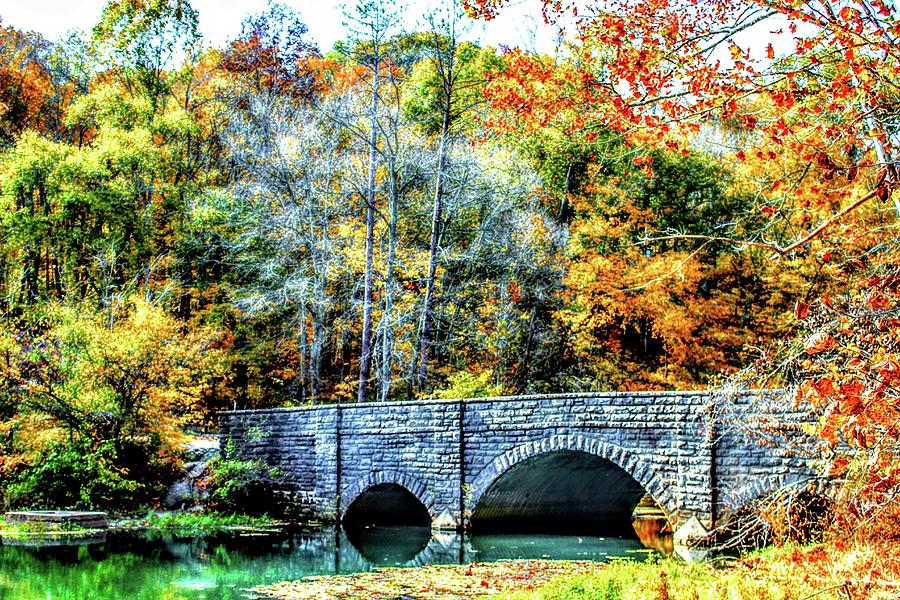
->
[341,470,437,519]
[467,433,677,520]
[719,472,822,515]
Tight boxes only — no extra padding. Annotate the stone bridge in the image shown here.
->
[219,392,818,538]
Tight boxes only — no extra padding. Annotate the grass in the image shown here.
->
[502,542,900,600]
[500,556,825,600]
[116,510,275,533]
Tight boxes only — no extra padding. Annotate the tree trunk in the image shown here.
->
[358,51,381,404]
[417,99,452,393]
[379,155,400,403]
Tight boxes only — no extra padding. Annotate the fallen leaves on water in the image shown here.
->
[248,560,601,600]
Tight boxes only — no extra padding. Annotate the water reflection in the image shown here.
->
[469,533,646,562]
[344,525,431,565]
[0,525,660,600]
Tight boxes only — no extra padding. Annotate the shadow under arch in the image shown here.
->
[342,472,435,529]
[468,434,675,535]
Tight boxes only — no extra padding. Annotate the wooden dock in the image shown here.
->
[4,510,109,529]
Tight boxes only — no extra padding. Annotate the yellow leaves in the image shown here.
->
[155,106,200,138]
[0,131,70,201]
[432,371,502,400]
[66,83,155,130]
[93,126,159,172]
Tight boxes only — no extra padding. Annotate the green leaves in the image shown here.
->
[90,0,201,72]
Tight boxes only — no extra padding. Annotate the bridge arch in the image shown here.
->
[341,470,437,523]
[720,472,823,515]
[467,433,677,527]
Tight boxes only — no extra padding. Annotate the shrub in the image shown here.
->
[3,438,177,510]
[200,455,280,515]
[431,370,503,399]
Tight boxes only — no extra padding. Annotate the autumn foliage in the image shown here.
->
[0,0,898,531]
[0,298,227,508]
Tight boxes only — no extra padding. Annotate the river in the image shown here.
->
[0,525,663,599]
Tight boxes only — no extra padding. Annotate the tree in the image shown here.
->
[220,2,321,106]
[409,3,495,393]
[470,0,899,248]
[0,298,226,509]
[469,0,900,528]
[343,0,402,402]
[0,24,83,147]
[213,94,355,404]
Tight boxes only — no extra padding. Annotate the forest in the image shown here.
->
[0,0,897,563]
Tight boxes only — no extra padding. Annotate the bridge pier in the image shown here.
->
[219,392,816,536]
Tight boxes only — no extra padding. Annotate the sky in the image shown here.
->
[0,0,562,54]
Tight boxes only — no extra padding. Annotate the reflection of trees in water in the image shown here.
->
[0,529,350,600]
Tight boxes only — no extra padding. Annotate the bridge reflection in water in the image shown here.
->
[3,523,663,570]
[339,526,653,570]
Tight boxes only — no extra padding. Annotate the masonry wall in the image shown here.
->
[712,393,820,518]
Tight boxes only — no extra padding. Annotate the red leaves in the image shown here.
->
[770,90,795,110]
[795,300,810,320]
[829,457,849,476]
[632,154,654,176]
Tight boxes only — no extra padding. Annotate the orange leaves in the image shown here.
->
[0,25,57,139]
[867,291,892,311]
[784,254,900,520]
[768,90,795,111]
[829,457,849,476]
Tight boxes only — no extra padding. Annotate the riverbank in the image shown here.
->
[251,541,900,600]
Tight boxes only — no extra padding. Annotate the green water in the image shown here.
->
[0,527,648,599]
